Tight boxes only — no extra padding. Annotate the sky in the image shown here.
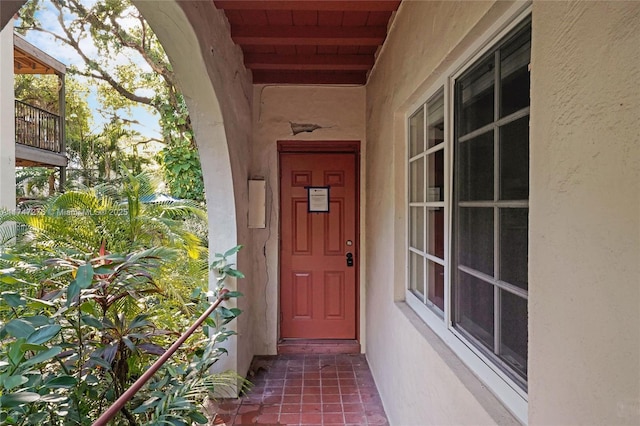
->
[16,0,163,142]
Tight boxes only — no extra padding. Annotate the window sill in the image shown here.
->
[397,299,526,425]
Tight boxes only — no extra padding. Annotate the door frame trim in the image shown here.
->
[277,140,361,348]
[278,140,361,153]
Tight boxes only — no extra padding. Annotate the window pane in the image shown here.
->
[452,18,531,389]
[456,271,494,350]
[500,208,528,290]
[499,116,529,200]
[427,149,444,202]
[458,131,494,201]
[457,56,495,136]
[409,251,425,299]
[501,290,528,378]
[410,207,424,251]
[409,157,424,202]
[427,207,444,259]
[409,108,425,158]
[427,260,444,312]
[427,93,444,149]
[500,25,531,117]
[458,207,494,276]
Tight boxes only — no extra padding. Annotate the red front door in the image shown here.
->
[280,150,358,339]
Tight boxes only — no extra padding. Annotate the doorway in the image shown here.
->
[278,141,360,350]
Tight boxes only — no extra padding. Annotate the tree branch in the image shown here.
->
[135,138,165,146]
[48,0,156,107]
[105,10,178,89]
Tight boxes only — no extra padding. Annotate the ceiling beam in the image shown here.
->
[244,53,374,71]
[14,34,66,75]
[252,70,367,85]
[214,1,401,12]
[232,25,386,46]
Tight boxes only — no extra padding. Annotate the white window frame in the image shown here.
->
[407,88,446,314]
[405,3,532,424]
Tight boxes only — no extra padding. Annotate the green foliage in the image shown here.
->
[14,68,157,192]
[16,167,58,198]
[0,173,245,424]
[0,248,171,424]
[16,0,205,201]
[7,171,206,259]
[158,140,205,202]
[132,344,247,425]
[74,120,153,186]
[0,247,246,425]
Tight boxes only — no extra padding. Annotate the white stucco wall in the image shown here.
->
[365,1,524,424]
[367,0,640,424]
[131,0,255,382]
[528,2,640,424]
[0,23,16,211]
[176,1,255,383]
[251,85,366,355]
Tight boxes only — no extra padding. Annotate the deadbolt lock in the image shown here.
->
[346,252,354,267]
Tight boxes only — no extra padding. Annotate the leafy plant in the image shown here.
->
[0,246,246,425]
[157,139,204,202]
[3,170,206,272]
[0,247,172,424]
[133,342,245,425]
[0,171,244,425]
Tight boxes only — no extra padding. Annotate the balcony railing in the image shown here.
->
[15,99,62,154]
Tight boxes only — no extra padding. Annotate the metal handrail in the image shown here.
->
[93,292,227,426]
[15,100,62,153]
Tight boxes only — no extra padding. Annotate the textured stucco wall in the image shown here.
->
[131,0,255,382]
[365,1,521,424]
[251,85,366,355]
[0,23,16,211]
[528,2,640,424]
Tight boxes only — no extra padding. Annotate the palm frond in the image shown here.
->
[146,201,207,222]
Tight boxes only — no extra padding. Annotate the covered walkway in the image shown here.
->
[210,354,389,425]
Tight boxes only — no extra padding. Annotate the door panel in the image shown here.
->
[280,152,357,339]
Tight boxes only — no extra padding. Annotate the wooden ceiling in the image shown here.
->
[213,0,401,85]
[13,33,66,75]
[14,48,55,74]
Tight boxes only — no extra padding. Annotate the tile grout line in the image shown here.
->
[336,357,346,426]
[233,354,388,426]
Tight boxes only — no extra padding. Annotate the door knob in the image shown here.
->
[346,252,354,267]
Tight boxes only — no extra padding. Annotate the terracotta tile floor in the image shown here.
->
[210,354,389,425]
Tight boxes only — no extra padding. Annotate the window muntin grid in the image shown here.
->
[452,19,531,387]
[408,89,446,314]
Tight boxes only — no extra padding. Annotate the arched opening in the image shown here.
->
[132,0,244,377]
[1,0,253,378]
